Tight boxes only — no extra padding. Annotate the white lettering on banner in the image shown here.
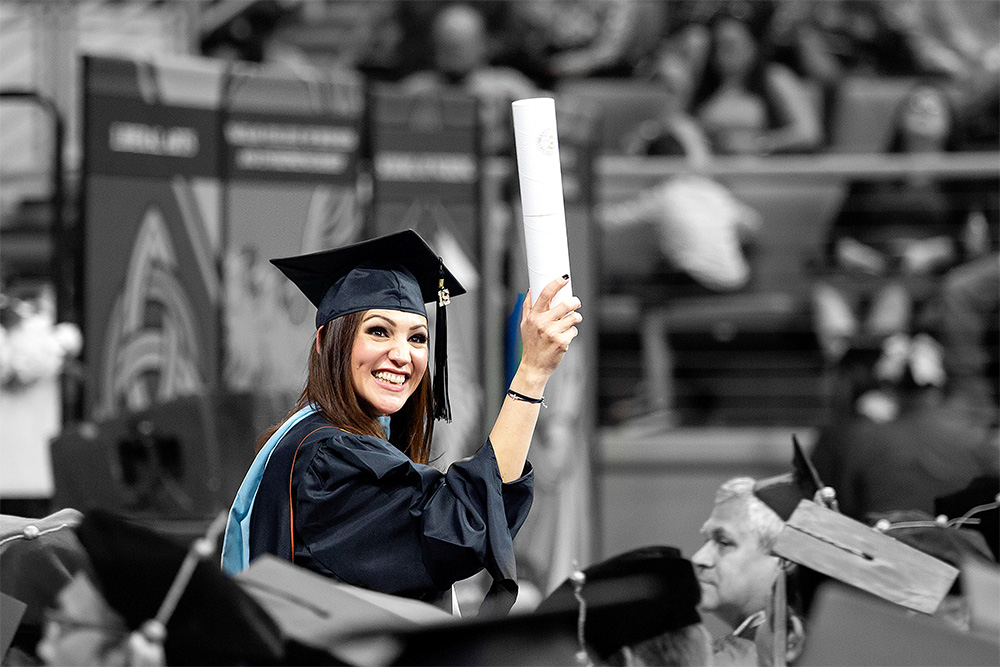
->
[225,122,358,151]
[374,152,476,183]
[109,122,199,157]
[235,148,348,174]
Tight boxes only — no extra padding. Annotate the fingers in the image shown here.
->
[533,275,570,313]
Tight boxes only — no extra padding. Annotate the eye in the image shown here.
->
[366,325,389,338]
[409,332,428,345]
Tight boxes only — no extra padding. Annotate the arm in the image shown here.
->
[758,64,823,154]
[489,275,582,482]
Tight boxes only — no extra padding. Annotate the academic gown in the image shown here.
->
[247,411,533,614]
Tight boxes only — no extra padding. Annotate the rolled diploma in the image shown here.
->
[511,97,573,308]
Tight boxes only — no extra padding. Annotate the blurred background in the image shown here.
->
[1,0,997,605]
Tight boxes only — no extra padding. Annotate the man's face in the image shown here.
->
[691,497,780,629]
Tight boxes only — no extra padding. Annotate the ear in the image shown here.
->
[785,614,806,663]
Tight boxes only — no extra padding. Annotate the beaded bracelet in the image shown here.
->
[506,389,546,408]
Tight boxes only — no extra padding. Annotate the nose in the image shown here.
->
[691,541,713,570]
[386,336,410,366]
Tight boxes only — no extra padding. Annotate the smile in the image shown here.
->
[373,370,407,386]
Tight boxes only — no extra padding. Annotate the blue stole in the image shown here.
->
[220,404,320,576]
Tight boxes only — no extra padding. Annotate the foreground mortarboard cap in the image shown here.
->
[271,229,466,420]
[799,582,999,666]
[75,510,284,666]
[753,435,826,521]
[234,555,451,664]
[772,500,959,614]
[0,509,88,627]
[534,545,702,660]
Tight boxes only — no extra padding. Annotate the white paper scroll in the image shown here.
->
[511,97,573,308]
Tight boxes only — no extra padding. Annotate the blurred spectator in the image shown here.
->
[811,79,982,361]
[879,0,1000,80]
[400,3,539,155]
[690,2,823,156]
[939,254,1000,426]
[624,36,713,165]
[498,0,666,87]
[200,0,287,64]
[811,338,999,523]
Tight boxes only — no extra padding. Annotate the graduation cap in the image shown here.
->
[0,509,89,661]
[74,510,285,665]
[271,229,466,421]
[534,545,703,661]
[752,435,829,521]
[799,581,999,667]
[233,554,452,665]
[771,500,959,615]
[341,548,702,666]
[934,475,999,562]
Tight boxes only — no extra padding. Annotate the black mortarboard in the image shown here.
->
[753,435,826,521]
[234,554,451,664]
[534,545,702,660]
[75,510,285,665]
[271,229,466,421]
[800,581,999,667]
[0,509,89,660]
[934,475,1000,562]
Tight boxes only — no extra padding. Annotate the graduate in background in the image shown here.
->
[222,230,582,616]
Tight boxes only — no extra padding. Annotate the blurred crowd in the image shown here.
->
[200,0,1000,156]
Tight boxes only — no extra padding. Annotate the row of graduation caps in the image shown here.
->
[3,438,997,666]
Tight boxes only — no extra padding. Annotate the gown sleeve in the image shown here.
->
[292,430,533,613]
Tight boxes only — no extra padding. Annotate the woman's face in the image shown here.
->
[350,309,429,416]
[713,18,758,78]
[901,85,952,147]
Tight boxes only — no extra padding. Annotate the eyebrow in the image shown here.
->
[363,313,428,333]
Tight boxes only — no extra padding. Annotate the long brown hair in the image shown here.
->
[254,311,434,464]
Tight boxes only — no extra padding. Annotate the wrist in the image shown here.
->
[510,366,548,397]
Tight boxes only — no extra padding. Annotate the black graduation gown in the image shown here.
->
[248,411,533,613]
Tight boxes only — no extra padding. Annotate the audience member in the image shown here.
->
[811,339,999,523]
[536,545,712,666]
[690,2,822,156]
[939,254,1000,426]
[400,3,539,155]
[873,508,998,633]
[624,36,713,165]
[692,476,805,666]
[812,79,977,361]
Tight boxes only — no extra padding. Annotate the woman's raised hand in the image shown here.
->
[518,276,583,381]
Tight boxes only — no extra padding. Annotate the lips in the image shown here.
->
[372,369,408,388]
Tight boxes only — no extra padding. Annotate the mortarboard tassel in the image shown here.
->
[433,260,452,422]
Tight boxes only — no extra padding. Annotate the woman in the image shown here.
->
[222,229,582,615]
[691,4,822,156]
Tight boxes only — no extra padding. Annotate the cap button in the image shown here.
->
[22,525,40,540]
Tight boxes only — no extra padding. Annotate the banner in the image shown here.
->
[369,84,483,466]
[221,64,365,419]
[82,55,224,422]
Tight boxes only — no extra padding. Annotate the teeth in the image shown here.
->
[374,371,405,385]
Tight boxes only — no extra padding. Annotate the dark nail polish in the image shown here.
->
[561,273,569,280]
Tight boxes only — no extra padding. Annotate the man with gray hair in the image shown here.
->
[693,464,821,667]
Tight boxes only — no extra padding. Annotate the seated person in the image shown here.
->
[690,3,822,156]
[536,545,712,666]
[812,79,982,361]
[400,2,539,155]
[693,475,811,666]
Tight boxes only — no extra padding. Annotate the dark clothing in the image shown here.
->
[248,411,533,614]
[812,405,999,521]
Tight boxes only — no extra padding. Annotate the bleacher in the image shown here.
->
[554,75,999,429]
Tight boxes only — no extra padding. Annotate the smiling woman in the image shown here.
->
[220,229,581,616]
